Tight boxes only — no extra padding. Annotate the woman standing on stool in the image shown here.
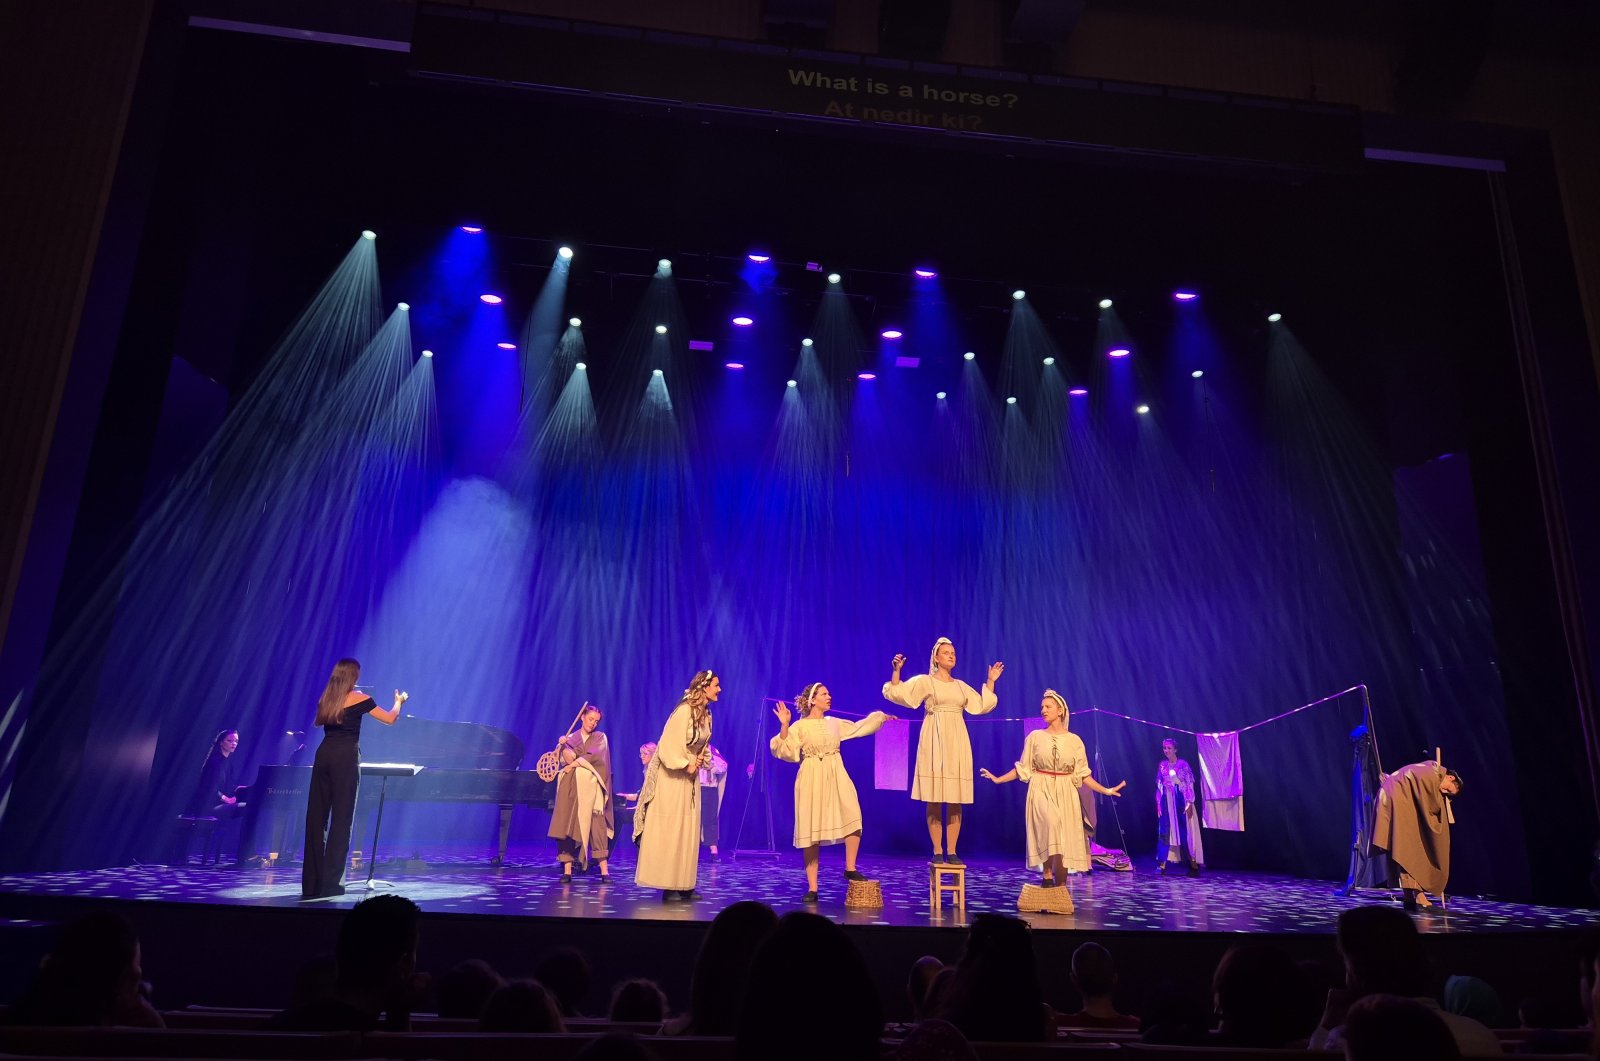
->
[981,690,1126,888]
[1155,737,1204,875]
[883,638,1002,865]
[302,658,405,900]
[634,670,720,900]
[771,683,888,903]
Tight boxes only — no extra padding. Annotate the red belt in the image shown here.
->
[1035,769,1075,776]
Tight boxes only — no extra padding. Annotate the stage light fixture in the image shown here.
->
[461,226,482,234]
[786,379,797,388]
[422,349,434,359]
[915,268,938,279]
[1268,312,1282,322]
[1006,396,1017,405]
[1043,357,1055,366]
[576,362,587,371]
[748,253,771,263]
[963,351,976,361]
[1173,291,1198,301]
[1191,369,1204,379]
[361,230,376,240]
[497,342,516,350]
[1011,289,1026,300]
[1136,403,1150,414]
[480,294,503,305]
[1108,348,1130,358]
[858,372,877,380]
[936,391,947,400]
[569,317,582,327]
[557,246,574,260]
[1098,298,1113,309]
[801,338,813,347]
[725,362,745,370]
[827,272,841,284]
[658,259,672,270]
[655,324,668,334]
[1069,387,1088,396]
[881,329,903,339]
[397,302,409,311]
[653,368,664,376]
[732,316,754,327]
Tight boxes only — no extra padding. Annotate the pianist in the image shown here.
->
[192,729,245,818]
[549,704,614,881]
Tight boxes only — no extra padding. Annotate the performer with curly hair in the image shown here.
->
[883,637,1003,865]
[981,690,1125,888]
[634,670,720,900]
[770,683,888,903]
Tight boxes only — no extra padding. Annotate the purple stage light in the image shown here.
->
[858,372,877,380]
[881,329,903,339]
[497,342,516,350]
[479,294,503,305]
[1069,387,1088,396]
[747,254,771,263]
[895,356,920,368]
[914,268,938,279]
[689,340,715,352]
[805,262,822,272]
[725,362,745,370]
[732,316,754,327]
[1108,347,1130,358]
[461,226,483,234]
[1173,291,1198,301]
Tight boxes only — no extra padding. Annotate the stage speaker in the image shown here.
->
[878,0,952,59]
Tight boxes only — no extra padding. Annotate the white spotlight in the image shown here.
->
[801,338,813,347]
[826,273,841,284]
[936,391,947,400]
[1006,396,1017,405]
[361,230,376,240]
[557,246,574,260]
[576,362,587,371]
[1268,312,1283,322]
[1011,289,1025,300]
[421,349,434,359]
[653,368,664,376]
[1136,404,1150,414]
[655,324,668,334]
[786,379,797,388]
[658,258,672,270]
[963,351,976,361]
[1098,298,1113,309]
[397,302,409,311]
[1192,369,1205,379]
[1043,357,1055,366]
[569,317,582,328]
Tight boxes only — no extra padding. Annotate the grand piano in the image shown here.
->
[239,715,553,866]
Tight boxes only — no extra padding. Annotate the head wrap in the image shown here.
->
[1043,689,1067,713]
[929,637,954,675]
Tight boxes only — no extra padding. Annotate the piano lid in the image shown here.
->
[356,715,525,771]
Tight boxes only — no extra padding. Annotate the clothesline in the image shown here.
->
[758,684,1369,735]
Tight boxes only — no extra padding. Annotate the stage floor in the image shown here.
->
[2,853,1592,935]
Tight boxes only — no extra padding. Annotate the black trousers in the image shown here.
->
[303,741,359,897]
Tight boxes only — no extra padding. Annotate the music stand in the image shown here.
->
[353,763,422,891]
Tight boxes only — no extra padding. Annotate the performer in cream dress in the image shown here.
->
[981,690,1126,887]
[770,682,888,903]
[634,670,719,900]
[882,637,1003,865]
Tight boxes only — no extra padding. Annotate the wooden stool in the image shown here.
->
[1017,882,1076,916]
[929,862,966,917]
[845,878,883,909]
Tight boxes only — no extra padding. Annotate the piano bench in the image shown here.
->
[171,815,224,867]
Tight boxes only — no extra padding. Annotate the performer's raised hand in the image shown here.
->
[394,689,409,705]
[773,701,792,726]
[979,767,1000,783]
[1105,780,1127,797]
[987,661,1005,685]
[891,653,906,681]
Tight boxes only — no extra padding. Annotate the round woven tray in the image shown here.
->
[1017,882,1076,915]
[845,878,884,908]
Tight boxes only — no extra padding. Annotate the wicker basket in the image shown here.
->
[845,878,884,908]
[1017,882,1076,915]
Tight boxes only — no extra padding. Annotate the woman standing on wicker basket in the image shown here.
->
[771,683,888,904]
[634,670,720,901]
[981,690,1125,889]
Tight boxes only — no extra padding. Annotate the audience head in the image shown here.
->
[1071,941,1118,1000]
[1441,975,1503,1029]
[1141,978,1211,1045]
[685,899,777,1035]
[938,913,1051,1043]
[479,979,565,1033]
[336,895,420,996]
[738,911,881,1061]
[608,978,668,1024]
[1342,993,1461,1061]
[1577,926,1600,1022]
[907,955,946,1019]
[1336,906,1431,999]
[1211,943,1315,1046]
[533,946,592,1017]
[434,958,504,1020]
[8,911,146,1026]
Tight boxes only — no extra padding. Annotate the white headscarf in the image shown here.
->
[929,637,953,676]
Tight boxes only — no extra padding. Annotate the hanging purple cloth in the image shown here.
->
[874,717,910,790]
[1197,731,1244,831]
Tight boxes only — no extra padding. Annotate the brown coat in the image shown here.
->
[1372,760,1451,894]
[547,729,613,863]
